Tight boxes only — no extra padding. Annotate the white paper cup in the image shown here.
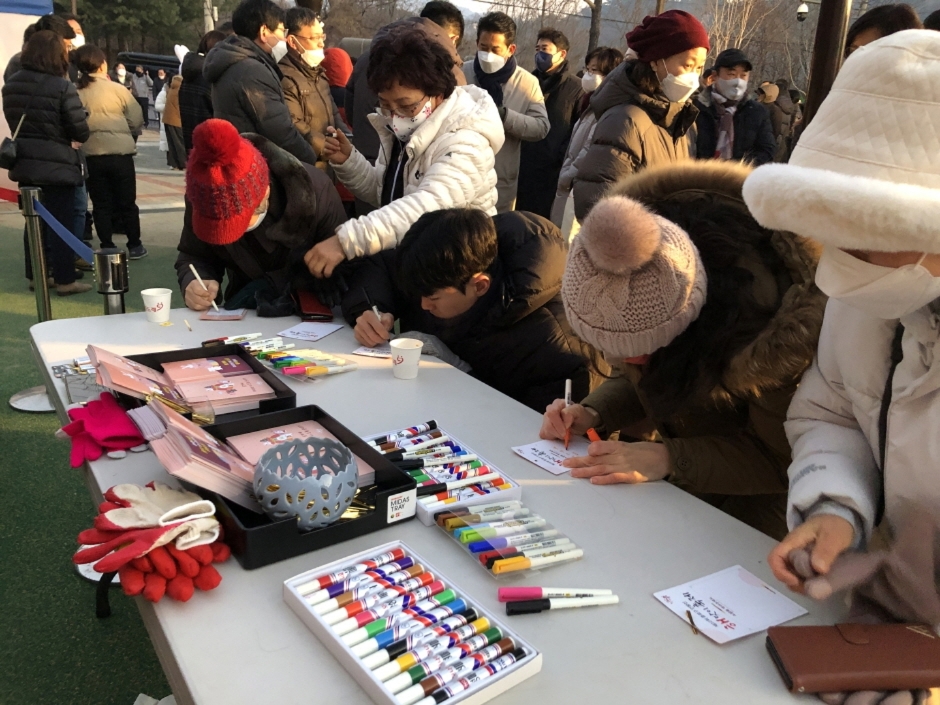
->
[141,288,172,323]
[390,338,423,380]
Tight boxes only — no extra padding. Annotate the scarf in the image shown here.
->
[473,54,517,107]
[711,89,738,160]
[534,60,567,100]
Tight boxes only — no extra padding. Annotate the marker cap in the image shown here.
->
[497,587,545,602]
[505,598,551,615]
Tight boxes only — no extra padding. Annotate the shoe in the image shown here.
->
[56,281,93,296]
[128,245,148,260]
[27,277,56,291]
[75,257,93,271]
[73,270,85,280]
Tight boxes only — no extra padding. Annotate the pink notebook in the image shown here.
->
[162,356,254,386]
[176,374,275,410]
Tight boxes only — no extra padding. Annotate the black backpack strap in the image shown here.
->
[875,322,905,525]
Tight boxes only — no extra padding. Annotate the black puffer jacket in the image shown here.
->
[179,51,213,153]
[2,69,89,186]
[203,35,317,165]
[693,89,776,166]
[341,211,602,412]
[175,133,347,304]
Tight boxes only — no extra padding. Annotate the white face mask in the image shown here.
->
[117,68,126,78]
[245,208,267,232]
[391,99,434,142]
[70,33,85,50]
[659,60,699,104]
[271,39,289,63]
[302,48,325,67]
[715,76,748,101]
[477,51,507,74]
[815,246,940,320]
[581,71,603,93]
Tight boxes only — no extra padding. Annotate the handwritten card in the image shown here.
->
[654,566,807,644]
[277,322,343,342]
[511,438,592,475]
[352,344,392,358]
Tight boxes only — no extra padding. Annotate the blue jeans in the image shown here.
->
[74,182,89,243]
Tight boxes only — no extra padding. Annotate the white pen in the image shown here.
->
[189,263,219,311]
[505,594,618,615]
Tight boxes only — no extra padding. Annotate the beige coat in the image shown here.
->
[77,74,144,157]
[462,61,549,212]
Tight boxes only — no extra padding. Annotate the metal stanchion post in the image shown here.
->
[94,248,128,315]
[10,187,54,412]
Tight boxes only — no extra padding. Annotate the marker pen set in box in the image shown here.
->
[366,422,521,525]
[283,543,541,705]
[256,347,358,381]
[434,501,582,577]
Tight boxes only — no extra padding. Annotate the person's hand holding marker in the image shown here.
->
[354,310,394,347]
[322,127,352,165]
[539,400,599,441]
[184,278,219,311]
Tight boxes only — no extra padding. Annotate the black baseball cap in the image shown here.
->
[714,48,752,72]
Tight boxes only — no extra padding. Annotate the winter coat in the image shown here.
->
[550,107,597,226]
[203,35,317,165]
[516,62,583,215]
[571,60,698,221]
[129,72,152,99]
[3,52,22,83]
[175,134,347,303]
[693,88,776,166]
[2,69,89,186]
[785,299,940,549]
[332,84,505,259]
[578,161,825,539]
[279,50,348,170]
[341,211,602,412]
[179,51,213,153]
[162,75,182,128]
[463,61,550,212]
[345,17,466,164]
[154,86,168,151]
[77,73,144,157]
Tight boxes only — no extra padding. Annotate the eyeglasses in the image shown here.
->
[293,32,326,47]
[378,96,429,118]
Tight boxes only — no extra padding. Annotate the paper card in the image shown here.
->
[199,308,248,321]
[654,565,807,644]
[387,488,417,523]
[511,438,592,475]
[351,344,392,358]
[277,322,343,342]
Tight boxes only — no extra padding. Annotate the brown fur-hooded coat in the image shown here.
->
[579,160,825,535]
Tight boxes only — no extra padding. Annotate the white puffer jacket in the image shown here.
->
[333,84,505,259]
[785,298,940,546]
[549,110,596,227]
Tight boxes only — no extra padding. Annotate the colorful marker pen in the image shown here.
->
[386,444,463,463]
[434,501,523,528]
[368,422,438,446]
[457,518,549,544]
[395,454,477,471]
[410,650,527,705]
[379,430,445,452]
[305,562,422,606]
[357,611,482,666]
[498,587,613,602]
[421,484,513,511]
[587,428,602,442]
[345,598,463,651]
[466,529,563,553]
[492,548,585,575]
[447,510,531,534]
[321,579,445,626]
[480,539,573,568]
[345,604,475,653]
[334,592,460,639]
[384,628,505,693]
[505,594,619,615]
[371,622,497,680]
[416,472,498,497]
[313,568,431,614]
[395,638,516,705]
[294,549,406,594]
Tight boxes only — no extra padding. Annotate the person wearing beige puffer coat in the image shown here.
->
[742,32,940,617]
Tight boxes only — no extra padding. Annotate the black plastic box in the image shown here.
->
[125,344,296,421]
[200,405,418,570]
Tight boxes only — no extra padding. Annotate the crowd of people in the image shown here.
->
[4,0,940,681]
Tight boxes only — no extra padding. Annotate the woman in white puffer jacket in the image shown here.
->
[304,24,504,278]
[741,31,940,598]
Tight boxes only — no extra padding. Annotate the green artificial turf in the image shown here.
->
[0,221,180,705]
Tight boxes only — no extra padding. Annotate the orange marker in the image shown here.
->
[586,428,601,443]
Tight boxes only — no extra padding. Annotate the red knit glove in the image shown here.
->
[60,417,104,467]
[117,538,230,603]
[81,393,146,450]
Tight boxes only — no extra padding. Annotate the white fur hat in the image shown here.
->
[743,30,940,253]
[562,196,707,359]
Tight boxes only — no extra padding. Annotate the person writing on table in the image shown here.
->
[175,118,347,312]
[303,24,504,279]
[539,161,825,539]
[341,208,602,412]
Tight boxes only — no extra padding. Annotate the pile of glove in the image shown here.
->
[57,392,148,467]
[74,483,230,603]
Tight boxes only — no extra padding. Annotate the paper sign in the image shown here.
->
[352,344,392,358]
[387,489,417,523]
[511,438,591,475]
[654,565,807,644]
[277,322,343,342]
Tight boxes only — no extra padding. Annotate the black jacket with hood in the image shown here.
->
[179,51,213,153]
[175,134,347,305]
[203,35,318,165]
[693,87,776,166]
[341,211,602,412]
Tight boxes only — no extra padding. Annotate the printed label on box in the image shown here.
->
[387,489,417,523]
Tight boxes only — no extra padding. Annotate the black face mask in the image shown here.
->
[136,69,143,75]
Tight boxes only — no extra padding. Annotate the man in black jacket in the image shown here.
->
[279,7,347,171]
[693,48,775,166]
[515,28,583,218]
[176,119,346,311]
[203,0,318,165]
[341,208,601,412]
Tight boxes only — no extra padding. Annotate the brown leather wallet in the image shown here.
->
[766,623,940,693]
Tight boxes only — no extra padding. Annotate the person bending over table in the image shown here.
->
[175,118,347,312]
[540,161,825,539]
[303,23,505,279]
[341,208,603,413]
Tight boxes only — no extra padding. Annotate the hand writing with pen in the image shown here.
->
[539,399,671,484]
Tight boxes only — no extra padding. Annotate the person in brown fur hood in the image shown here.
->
[540,160,825,539]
